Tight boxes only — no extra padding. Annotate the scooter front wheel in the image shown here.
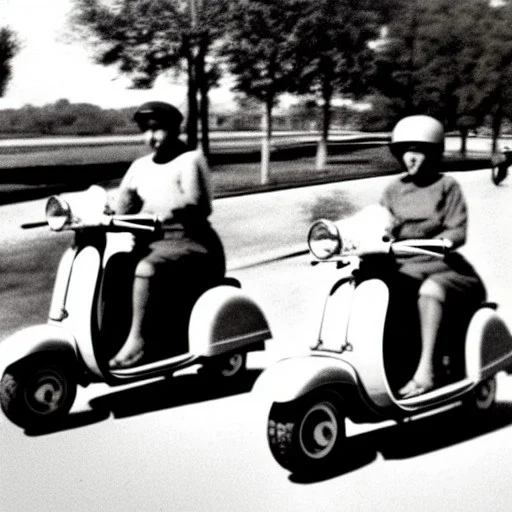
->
[0,354,77,430]
[267,389,346,474]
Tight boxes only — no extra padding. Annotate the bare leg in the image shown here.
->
[109,275,151,368]
[399,295,443,397]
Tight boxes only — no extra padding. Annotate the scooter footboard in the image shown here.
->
[188,285,271,357]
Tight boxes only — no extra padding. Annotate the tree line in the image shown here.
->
[2,1,512,165]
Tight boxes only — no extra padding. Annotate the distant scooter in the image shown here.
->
[490,146,511,185]
[0,186,272,430]
[254,208,512,475]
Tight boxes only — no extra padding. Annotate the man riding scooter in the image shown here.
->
[109,101,226,368]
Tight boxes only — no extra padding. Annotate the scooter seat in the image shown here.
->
[221,277,241,288]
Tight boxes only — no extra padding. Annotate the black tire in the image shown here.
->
[267,389,346,474]
[201,352,247,380]
[492,165,508,186]
[0,354,77,430]
[462,376,497,415]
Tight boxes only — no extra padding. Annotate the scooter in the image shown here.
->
[253,208,512,475]
[490,146,511,186]
[0,186,272,430]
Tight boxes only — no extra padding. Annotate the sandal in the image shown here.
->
[109,349,145,369]
[398,378,434,398]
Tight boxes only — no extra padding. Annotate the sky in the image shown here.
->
[0,0,234,110]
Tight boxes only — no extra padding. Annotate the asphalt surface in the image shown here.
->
[1,136,511,511]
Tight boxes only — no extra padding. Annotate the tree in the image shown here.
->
[474,2,512,151]
[290,0,381,170]
[372,0,492,154]
[71,0,229,153]
[220,0,305,184]
[0,27,20,96]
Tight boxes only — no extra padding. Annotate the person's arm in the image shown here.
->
[115,164,142,214]
[436,179,467,249]
[174,152,212,220]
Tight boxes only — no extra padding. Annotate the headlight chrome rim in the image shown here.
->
[45,196,72,231]
[307,219,342,260]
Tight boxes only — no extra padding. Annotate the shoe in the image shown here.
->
[109,349,145,369]
[398,378,434,398]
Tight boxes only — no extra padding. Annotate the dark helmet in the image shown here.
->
[389,115,444,159]
[133,101,183,132]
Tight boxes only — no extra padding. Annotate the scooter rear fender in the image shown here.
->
[188,285,271,357]
[0,324,77,378]
[466,306,512,380]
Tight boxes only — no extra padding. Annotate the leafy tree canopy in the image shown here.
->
[0,27,20,96]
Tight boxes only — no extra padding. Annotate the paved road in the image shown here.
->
[1,168,512,512]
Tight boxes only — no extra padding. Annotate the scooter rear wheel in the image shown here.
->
[0,354,77,430]
[200,352,247,380]
[462,376,497,414]
[491,165,508,185]
[267,389,346,474]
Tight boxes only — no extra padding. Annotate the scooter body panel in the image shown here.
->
[0,324,77,378]
[188,285,271,357]
[466,306,512,381]
[253,353,357,402]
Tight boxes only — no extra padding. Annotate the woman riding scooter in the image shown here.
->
[382,114,486,397]
[109,101,225,369]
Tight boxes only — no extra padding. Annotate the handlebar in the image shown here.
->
[312,237,451,265]
[22,213,160,232]
[391,238,450,257]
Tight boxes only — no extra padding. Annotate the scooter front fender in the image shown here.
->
[0,324,77,378]
[253,354,359,405]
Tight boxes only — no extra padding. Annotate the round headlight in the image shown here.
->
[307,219,341,259]
[45,196,72,231]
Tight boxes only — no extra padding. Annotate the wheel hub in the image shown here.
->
[221,354,244,377]
[300,403,339,459]
[27,373,66,415]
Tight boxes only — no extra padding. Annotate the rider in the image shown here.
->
[381,115,486,398]
[109,101,226,369]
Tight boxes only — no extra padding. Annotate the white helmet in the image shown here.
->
[390,115,444,158]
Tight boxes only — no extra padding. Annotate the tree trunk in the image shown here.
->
[460,128,468,156]
[260,99,273,185]
[316,84,332,171]
[184,40,199,150]
[197,36,210,159]
[492,110,503,154]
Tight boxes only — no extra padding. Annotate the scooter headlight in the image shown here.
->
[307,219,342,259]
[45,196,72,231]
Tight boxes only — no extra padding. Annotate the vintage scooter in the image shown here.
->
[254,206,512,474]
[0,186,271,430]
[490,146,511,186]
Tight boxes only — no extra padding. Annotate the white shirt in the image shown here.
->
[116,149,213,222]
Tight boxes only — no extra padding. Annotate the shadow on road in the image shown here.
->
[290,401,512,484]
[23,369,262,437]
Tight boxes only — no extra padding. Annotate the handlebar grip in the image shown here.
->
[21,221,47,229]
[110,219,156,231]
